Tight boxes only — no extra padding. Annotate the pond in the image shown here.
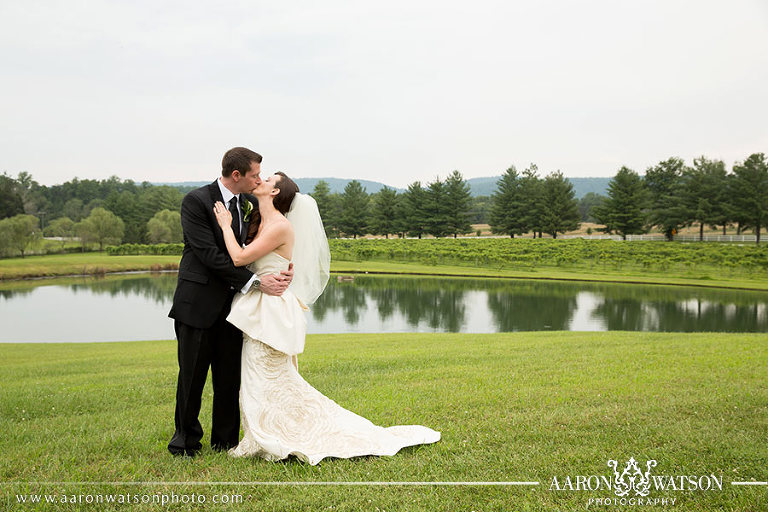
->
[0,272,766,342]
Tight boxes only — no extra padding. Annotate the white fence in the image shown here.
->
[670,234,758,242]
[348,234,760,242]
[560,234,758,242]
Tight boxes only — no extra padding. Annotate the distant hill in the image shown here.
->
[568,177,611,198]
[465,177,501,197]
[157,177,610,198]
[154,178,405,195]
[468,176,610,198]
[293,178,405,195]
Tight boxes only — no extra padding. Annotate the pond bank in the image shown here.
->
[1,253,767,291]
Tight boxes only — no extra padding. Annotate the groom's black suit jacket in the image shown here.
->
[168,181,258,329]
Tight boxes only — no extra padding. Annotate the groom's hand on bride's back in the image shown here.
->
[259,263,294,296]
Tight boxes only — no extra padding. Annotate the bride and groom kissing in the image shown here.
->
[167,147,439,464]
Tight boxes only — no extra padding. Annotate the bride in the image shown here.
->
[212,172,440,465]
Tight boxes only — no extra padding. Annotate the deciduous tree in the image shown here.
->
[76,207,125,250]
[0,214,42,257]
[147,209,182,243]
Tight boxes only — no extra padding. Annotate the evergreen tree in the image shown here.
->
[309,180,336,236]
[730,153,768,244]
[644,157,687,241]
[444,170,473,238]
[592,166,649,239]
[338,180,369,238]
[424,177,451,238]
[519,164,543,237]
[400,182,428,238]
[539,171,580,239]
[389,192,408,237]
[681,157,729,241]
[697,158,731,235]
[326,193,343,237]
[489,166,525,237]
[369,186,399,238]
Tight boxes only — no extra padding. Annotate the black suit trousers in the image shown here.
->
[168,306,243,455]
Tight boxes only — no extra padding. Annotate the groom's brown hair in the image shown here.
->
[222,147,262,177]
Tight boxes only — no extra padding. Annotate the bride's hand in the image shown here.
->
[213,201,231,229]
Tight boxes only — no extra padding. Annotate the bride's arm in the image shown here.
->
[213,201,288,266]
[233,225,289,266]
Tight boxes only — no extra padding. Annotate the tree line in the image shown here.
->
[308,170,474,238]
[0,173,185,256]
[306,152,766,243]
[308,166,592,240]
[0,165,620,251]
[1,151,765,257]
[583,153,766,243]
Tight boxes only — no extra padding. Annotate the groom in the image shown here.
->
[167,147,293,457]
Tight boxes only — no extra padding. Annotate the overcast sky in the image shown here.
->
[1,1,767,187]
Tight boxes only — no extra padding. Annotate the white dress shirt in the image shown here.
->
[217,178,257,294]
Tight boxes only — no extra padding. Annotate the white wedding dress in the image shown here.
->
[226,252,440,465]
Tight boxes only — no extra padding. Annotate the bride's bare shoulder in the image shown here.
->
[264,216,294,241]
[277,216,293,234]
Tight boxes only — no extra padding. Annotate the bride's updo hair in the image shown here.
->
[272,171,299,215]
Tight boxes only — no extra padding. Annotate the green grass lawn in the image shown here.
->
[0,253,181,280]
[1,332,766,511]
[3,252,768,291]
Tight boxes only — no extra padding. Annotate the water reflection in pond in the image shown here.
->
[313,276,768,333]
[0,273,766,342]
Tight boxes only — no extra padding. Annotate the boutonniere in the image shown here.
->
[242,199,254,222]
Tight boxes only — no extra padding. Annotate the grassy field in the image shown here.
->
[0,253,181,280]
[1,332,766,511]
[2,252,768,292]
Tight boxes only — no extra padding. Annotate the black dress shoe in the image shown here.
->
[211,443,236,453]
[169,447,199,458]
